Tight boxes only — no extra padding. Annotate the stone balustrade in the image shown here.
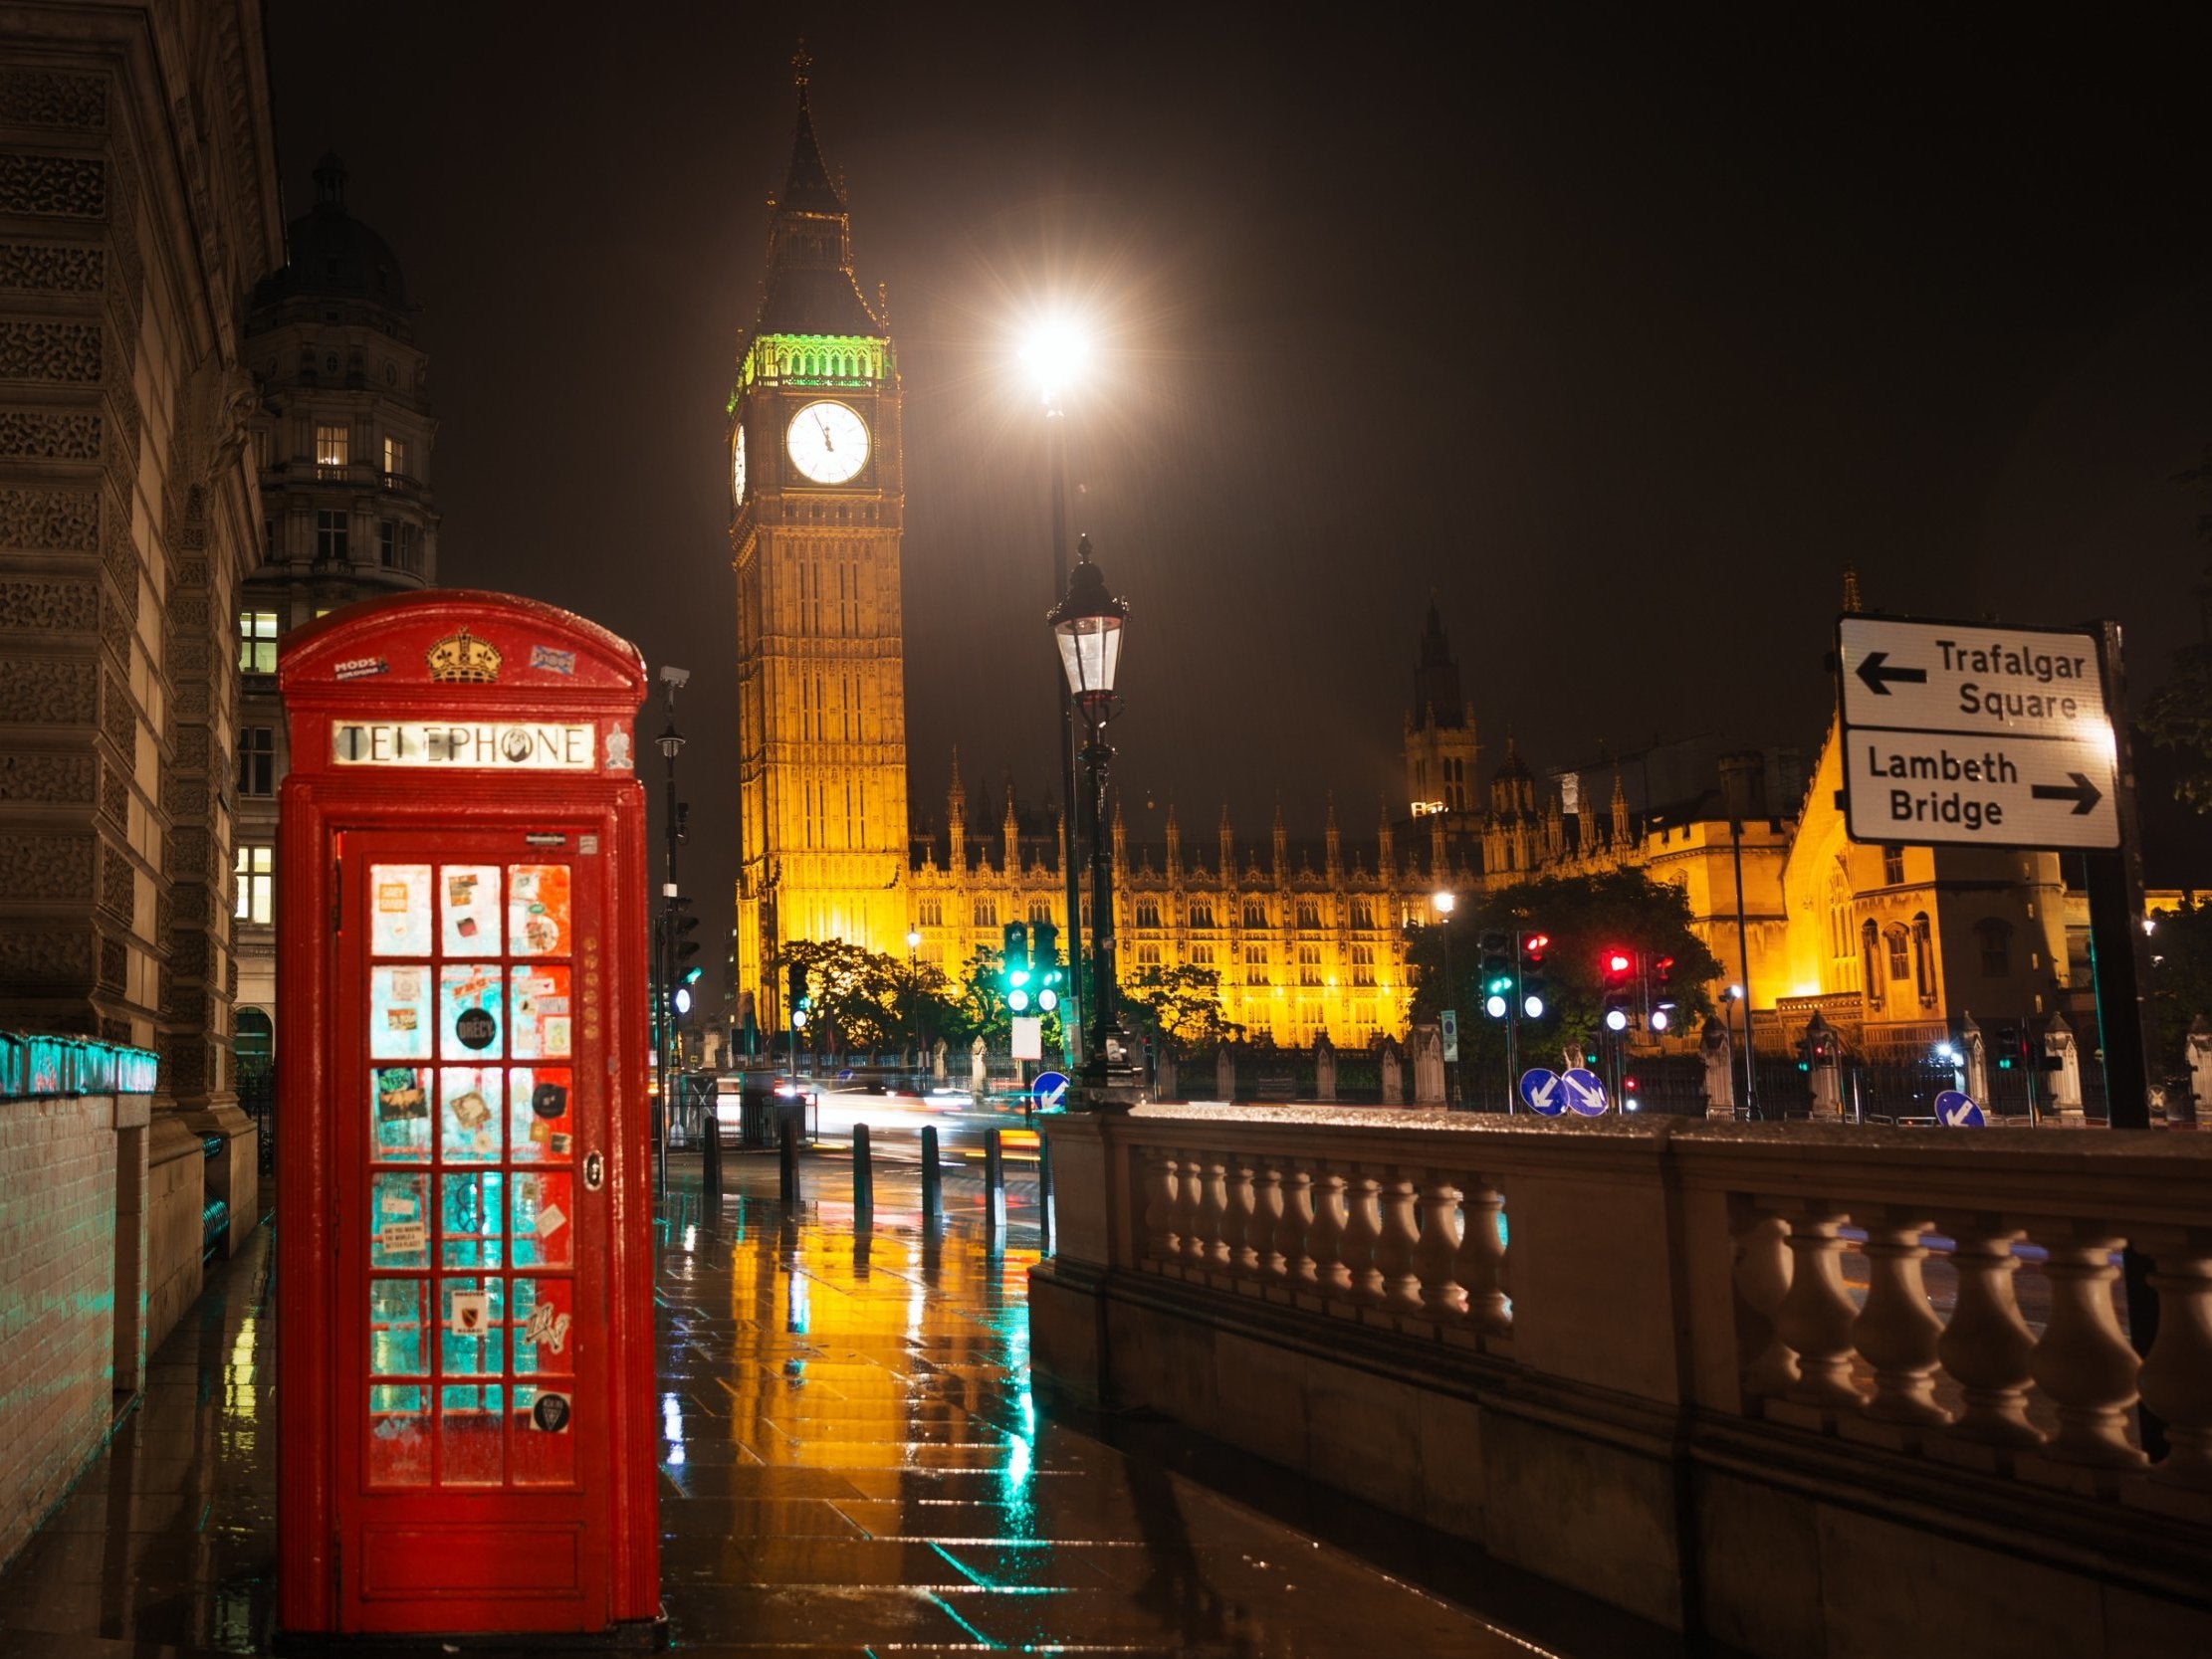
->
[1032,1104,2212,1655]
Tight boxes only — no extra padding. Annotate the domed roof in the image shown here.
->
[252,153,409,311]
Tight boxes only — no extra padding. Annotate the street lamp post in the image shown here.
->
[1048,536,1137,1103]
[1433,890,1456,1105]
[905,928,923,1082]
[1719,751,1761,1120]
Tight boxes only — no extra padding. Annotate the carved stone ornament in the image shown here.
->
[0,153,108,220]
[0,241,106,293]
[0,831,95,899]
[0,751,96,802]
[0,69,110,130]
[0,319,103,382]
[0,407,101,460]
[0,660,96,724]
[427,627,502,684]
[0,486,99,550]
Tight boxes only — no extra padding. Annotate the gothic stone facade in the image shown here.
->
[0,3,283,1109]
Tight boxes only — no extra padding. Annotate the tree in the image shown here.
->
[951,945,1064,1056]
[2147,899,2212,1074]
[1123,962,1242,1052]
[1403,869,1724,1085]
[2141,452,2212,815]
[774,938,959,1054]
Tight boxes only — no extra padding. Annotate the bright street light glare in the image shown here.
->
[1019,319,1091,404]
[1433,891,1455,915]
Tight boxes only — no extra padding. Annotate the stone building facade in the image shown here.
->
[0,5,281,1107]
[232,153,438,1063]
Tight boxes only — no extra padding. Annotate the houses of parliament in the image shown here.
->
[728,72,2081,1060]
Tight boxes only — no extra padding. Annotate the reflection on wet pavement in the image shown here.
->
[0,1156,1647,1657]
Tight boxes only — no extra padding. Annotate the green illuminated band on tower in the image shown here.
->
[731,332,893,410]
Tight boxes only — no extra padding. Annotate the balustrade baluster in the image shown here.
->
[1309,1169,1350,1295]
[1415,1177,1466,1318]
[2138,1229,2212,1490]
[1251,1165,1287,1280]
[1279,1167,1317,1288]
[1174,1153,1205,1266]
[1225,1159,1259,1274]
[1141,1153,1180,1264]
[1732,1208,1797,1399]
[2027,1225,2145,1469]
[1197,1158,1230,1269]
[1934,1220,2042,1449]
[1853,1211,1949,1426]
[1772,1205,1865,1410]
[1340,1172,1384,1304]
[1375,1175,1424,1314]
[1454,1180,1508,1335]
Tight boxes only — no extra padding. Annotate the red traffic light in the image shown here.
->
[1524,933,1551,958]
[1604,949,1632,974]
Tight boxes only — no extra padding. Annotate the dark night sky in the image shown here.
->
[271,8,2212,1001]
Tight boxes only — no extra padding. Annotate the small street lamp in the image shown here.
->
[1048,535,1136,1101]
[1432,890,1457,1106]
[653,665,690,1198]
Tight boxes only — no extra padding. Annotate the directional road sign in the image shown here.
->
[1439,1009,1459,1062]
[1518,1068,1563,1116]
[1560,1067,1609,1116]
[1836,615,2118,851]
[1032,1070,1070,1112]
[1933,1089,1986,1127]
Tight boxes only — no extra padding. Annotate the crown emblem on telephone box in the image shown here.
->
[427,627,502,684]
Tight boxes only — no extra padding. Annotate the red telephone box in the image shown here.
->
[274,591,660,1649]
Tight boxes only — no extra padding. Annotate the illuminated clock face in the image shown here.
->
[731,423,746,506]
[785,400,869,485]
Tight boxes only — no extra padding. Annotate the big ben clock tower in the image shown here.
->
[730,51,911,1027]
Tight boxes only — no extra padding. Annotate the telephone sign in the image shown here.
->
[275,592,660,1646]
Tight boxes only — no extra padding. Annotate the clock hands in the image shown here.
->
[816,413,834,453]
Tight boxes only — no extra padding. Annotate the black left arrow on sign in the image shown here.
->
[2030,772,2102,815]
[1855,651,1928,696]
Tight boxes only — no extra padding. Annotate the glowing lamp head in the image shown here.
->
[1433,891,1456,916]
[1020,318,1091,406]
[906,929,922,950]
[1605,1007,1630,1033]
[1047,538,1128,720]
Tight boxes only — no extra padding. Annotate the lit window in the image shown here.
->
[1298,944,1322,985]
[1297,901,1321,930]
[1137,943,1162,967]
[1242,902,1268,930]
[1352,944,1376,986]
[234,844,274,926]
[316,510,348,563]
[1136,899,1162,929]
[1882,847,1904,885]
[237,610,278,675]
[1886,926,1910,982]
[237,726,275,796]
[382,434,410,477]
[1351,900,1374,930]
[1188,901,1214,930]
[974,898,996,928]
[316,423,349,467]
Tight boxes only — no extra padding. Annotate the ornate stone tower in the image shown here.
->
[1403,601,1480,818]
[730,54,909,1028]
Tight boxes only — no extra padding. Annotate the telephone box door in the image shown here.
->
[336,830,612,1629]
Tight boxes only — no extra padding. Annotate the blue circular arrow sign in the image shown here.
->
[1560,1067,1610,1116]
[1033,1070,1070,1112]
[1934,1089,1985,1127]
[1518,1068,1564,1116]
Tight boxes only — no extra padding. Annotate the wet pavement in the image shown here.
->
[0,1151,1678,1657]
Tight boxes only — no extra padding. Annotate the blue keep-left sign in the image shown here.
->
[1934,1089,1985,1127]
[1560,1067,1609,1116]
[1033,1070,1070,1112]
[1519,1068,1563,1116]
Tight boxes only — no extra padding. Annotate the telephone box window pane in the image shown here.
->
[371,1067,430,1161]
[439,1172,505,1268]
[369,1172,428,1269]
[439,864,501,954]
[439,1068,502,1162]
[507,865,571,956]
[367,1384,430,1487]
[510,1170,574,1269]
[368,864,432,956]
[509,966,571,1060]
[370,967,432,1061]
[368,1279,428,1374]
[438,964,504,1060]
[510,1277,575,1374]
[440,1384,504,1487]
[510,1384,577,1487]
[509,1067,573,1162]
[439,1275,504,1375]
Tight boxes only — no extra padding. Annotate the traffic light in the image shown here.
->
[1994,1022,2022,1069]
[1622,1073,1640,1113]
[1797,1022,1837,1071]
[673,963,703,1017]
[786,960,810,1027]
[1478,930,1512,1019]
[1001,921,1032,1012]
[1519,932,1549,1019]
[1649,953,1676,1032]
[1031,920,1061,1012]
[669,893,700,975]
[1601,947,1635,1032]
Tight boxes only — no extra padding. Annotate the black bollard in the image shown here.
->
[1036,1131,1054,1254]
[852,1122,874,1227]
[920,1124,942,1221]
[703,1094,724,1200]
[983,1127,1005,1241]
[778,1113,798,1205]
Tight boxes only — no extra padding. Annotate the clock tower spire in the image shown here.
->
[729,58,909,1033]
